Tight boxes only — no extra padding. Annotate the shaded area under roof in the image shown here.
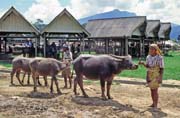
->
[158,23,171,40]
[145,20,160,38]
[85,16,146,39]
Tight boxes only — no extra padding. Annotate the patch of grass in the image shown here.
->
[119,51,180,80]
[0,62,12,68]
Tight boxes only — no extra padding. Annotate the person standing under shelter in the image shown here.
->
[62,47,73,61]
[51,42,57,58]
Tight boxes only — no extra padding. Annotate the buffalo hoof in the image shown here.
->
[84,94,89,98]
[27,81,30,85]
[57,90,62,95]
[64,86,68,89]
[57,92,62,95]
[102,96,108,101]
[50,90,54,94]
[45,83,48,87]
[108,96,113,99]
[74,93,80,96]
[22,81,24,84]
[10,82,15,86]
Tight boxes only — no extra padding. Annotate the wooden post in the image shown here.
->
[43,34,46,57]
[119,39,121,55]
[140,38,142,57]
[88,38,91,54]
[121,40,124,56]
[35,36,38,57]
[125,37,128,56]
[142,38,145,57]
[0,37,1,53]
[4,37,7,54]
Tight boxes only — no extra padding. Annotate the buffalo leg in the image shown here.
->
[37,76,42,86]
[107,81,113,99]
[32,74,37,92]
[73,77,78,95]
[16,70,23,85]
[100,79,107,100]
[77,76,88,98]
[43,76,48,86]
[22,72,26,84]
[64,76,68,88]
[10,68,16,85]
[54,77,62,94]
[68,75,72,89]
[27,72,31,85]
[50,78,54,93]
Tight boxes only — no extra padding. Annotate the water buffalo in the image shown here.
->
[10,57,47,86]
[73,54,138,100]
[29,58,68,94]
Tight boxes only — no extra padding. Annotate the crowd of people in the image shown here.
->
[45,41,81,60]
[20,39,81,61]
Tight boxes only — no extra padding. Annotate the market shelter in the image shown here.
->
[85,16,146,56]
[41,8,90,57]
[0,6,40,56]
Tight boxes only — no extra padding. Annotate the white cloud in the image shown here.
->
[0,9,6,18]
[24,0,64,23]
[132,0,180,24]
[23,0,180,24]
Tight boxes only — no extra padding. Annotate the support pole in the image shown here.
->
[35,36,38,57]
[119,39,121,55]
[4,37,7,54]
[125,37,128,56]
[88,38,91,54]
[43,34,46,57]
[105,39,108,54]
[140,38,142,57]
[0,37,1,53]
[142,38,145,57]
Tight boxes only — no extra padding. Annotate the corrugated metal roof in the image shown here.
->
[85,16,146,38]
[0,6,39,34]
[42,8,90,37]
[158,23,171,39]
[145,20,160,38]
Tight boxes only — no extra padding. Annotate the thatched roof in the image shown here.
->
[158,23,171,40]
[42,8,90,37]
[145,20,160,38]
[0,6,39,34]
[85,16,146,38]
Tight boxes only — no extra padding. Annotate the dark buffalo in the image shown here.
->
[73,54,138,100]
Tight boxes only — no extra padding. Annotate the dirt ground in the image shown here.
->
[0,71,180,118]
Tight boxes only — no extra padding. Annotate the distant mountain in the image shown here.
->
[78,9,136,24]
[170,23,180,40]
[79,9,180,40]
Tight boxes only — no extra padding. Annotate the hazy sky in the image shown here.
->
[0,0,179,24]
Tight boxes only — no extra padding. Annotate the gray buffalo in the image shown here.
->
[29,58,68,94]
[73,54,138,100]
[10,57,47,86]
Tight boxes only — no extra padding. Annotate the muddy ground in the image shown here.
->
[0,71,180,118]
